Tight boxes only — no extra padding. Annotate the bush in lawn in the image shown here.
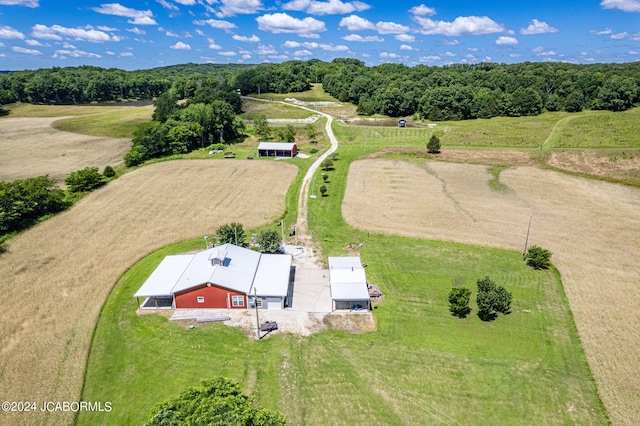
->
[310,148,318,154]
[65,167,106,193]
[321,159,334,171]
[322,173,329,183]
[448,286,472,318]
[476,276,512,321]
[319,185,328,197]
[145,377,286,426]
[216,222,246,246]
[427,134,441,154]
[102,166,116,178]
[257,228,281,253]
[526,245,553,269]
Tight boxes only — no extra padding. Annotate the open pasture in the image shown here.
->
[0,116,130,181]
[553,107,640,149]
[343,159,640,425]
[240,98,315,120]
[52,105,153,138]
[0,160,297,426]
[79,222,606,425]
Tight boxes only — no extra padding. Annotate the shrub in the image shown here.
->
[448,286,472,318]
[257,228,281,253]
[65,167,106,193]
[310,148,318,154]
[526,245,553,269]
[427,134,441,154]
[216,222,246,246]
[102,165,116,178]
[476,276,512,321]
[319,185,328,197]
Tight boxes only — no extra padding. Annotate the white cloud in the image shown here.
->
[119,51,134,57]
[0,0,38,7]
[255,44,277,55]
[156,0,179,11]
[611,31,640,40]
[25,39,43,46]
[379,52,402,59]
[207,38,221,49]
[170,41,191,50]
[218,51,237,56]
[93,3,158,25]
[496,36,519,45]
[12,45,42,55]
[53,49,101,59]
[233,34,261,42]
[173,0,196,5]
[415,15,504,36]
[520,19,558,35]
[283,0,371,15]
[193,19,237,32]
[592,28,612,35]
[399,44,415,51]
[410,4,436,16]
[601,0,640,12]
[419,55,441,62]
[293,49,313,56]
[215,0,264,18]
[127,27,146,35]
[282,40,348,51]
[0,25,25,39]
[376,21,409,34]
[395,34,415,42]
[256,13,326,37]
[31,24,114,42]
[342,34,383,42]
[166,30,179,37]
[442,51,456,57]
[443,39,459,45]
[339,14,375,31]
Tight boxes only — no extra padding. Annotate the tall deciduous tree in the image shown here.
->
[216,222,246,246]
[257,228,281,253]
[145,377,286,426]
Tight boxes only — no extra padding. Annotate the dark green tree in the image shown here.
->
[145,377,286,426]
[565,90,584,112]
[257,228,281,253]
[319,185,328,197]
[493,286,513,315]
[448,286,472,318]
[525,245,553,269]
[279,124,296,142]
[476,276,512,321]
[321,159,334,171]
[427,134,441,154]
[254,115,271,140]
[216,222,246,246]
[65,167,106,193]
[102,165,116,178]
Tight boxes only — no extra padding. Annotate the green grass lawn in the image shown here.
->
[52,106,153,138]
[554,107,640,149]
[78,139,607,425]
[240,99,315,120]
[253,83,340,103]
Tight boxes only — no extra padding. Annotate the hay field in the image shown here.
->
[343,160,640,425]
[0,116,130,181]
[0,160,297,426]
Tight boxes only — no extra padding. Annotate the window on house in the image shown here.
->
[255,298,263,308]
[232,295,244,307]
[197,296,205,303]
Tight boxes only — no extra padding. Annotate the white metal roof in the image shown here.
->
[253,254,292,297]
[134,244,291,299]
[133,254,194,298]
[331,283,371,301]
[328,256,370,301]
[258,142,296,151]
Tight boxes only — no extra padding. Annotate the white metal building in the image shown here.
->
[328,256,371,311]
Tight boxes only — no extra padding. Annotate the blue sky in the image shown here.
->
[0,0,639,70]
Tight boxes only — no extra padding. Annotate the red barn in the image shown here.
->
[135,244,292,310]
[257,142,297,158]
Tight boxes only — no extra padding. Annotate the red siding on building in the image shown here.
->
[174,283,247,309]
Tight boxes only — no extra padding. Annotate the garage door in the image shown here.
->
[267,299,282,310]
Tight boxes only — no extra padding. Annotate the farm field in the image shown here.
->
[78,227,607,425]
[52,104,153,138]
[343,159,640,425]
[0,116,130,181]
[0,160,297,426]
[240,98,315,120]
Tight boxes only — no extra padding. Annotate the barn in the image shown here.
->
[257,142,297,158]
[134,244,292,310]
[328,256,371,311]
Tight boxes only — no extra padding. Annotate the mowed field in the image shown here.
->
[0,160,297,426]
[0,116,131,181]
[343,159,640,425]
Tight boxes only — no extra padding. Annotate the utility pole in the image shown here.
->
[254,287,260,340]
[522,216,532,260]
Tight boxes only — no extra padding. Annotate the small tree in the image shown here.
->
[65,167,106,193]
[526,245,552,269]
[321,159,334,171]
[305,123,318,143]
[319,185,328,197]
[321,173,329,183]
[216,222,246,246]
[145,377,286,426]
[280,124,296,142]
[427,134,441,154]
[257,228,281,253]
[493,286,513,315]
[254,115,271,140]
[102,165,116,178]
[448,286,472,318]
[476,276,512,321]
